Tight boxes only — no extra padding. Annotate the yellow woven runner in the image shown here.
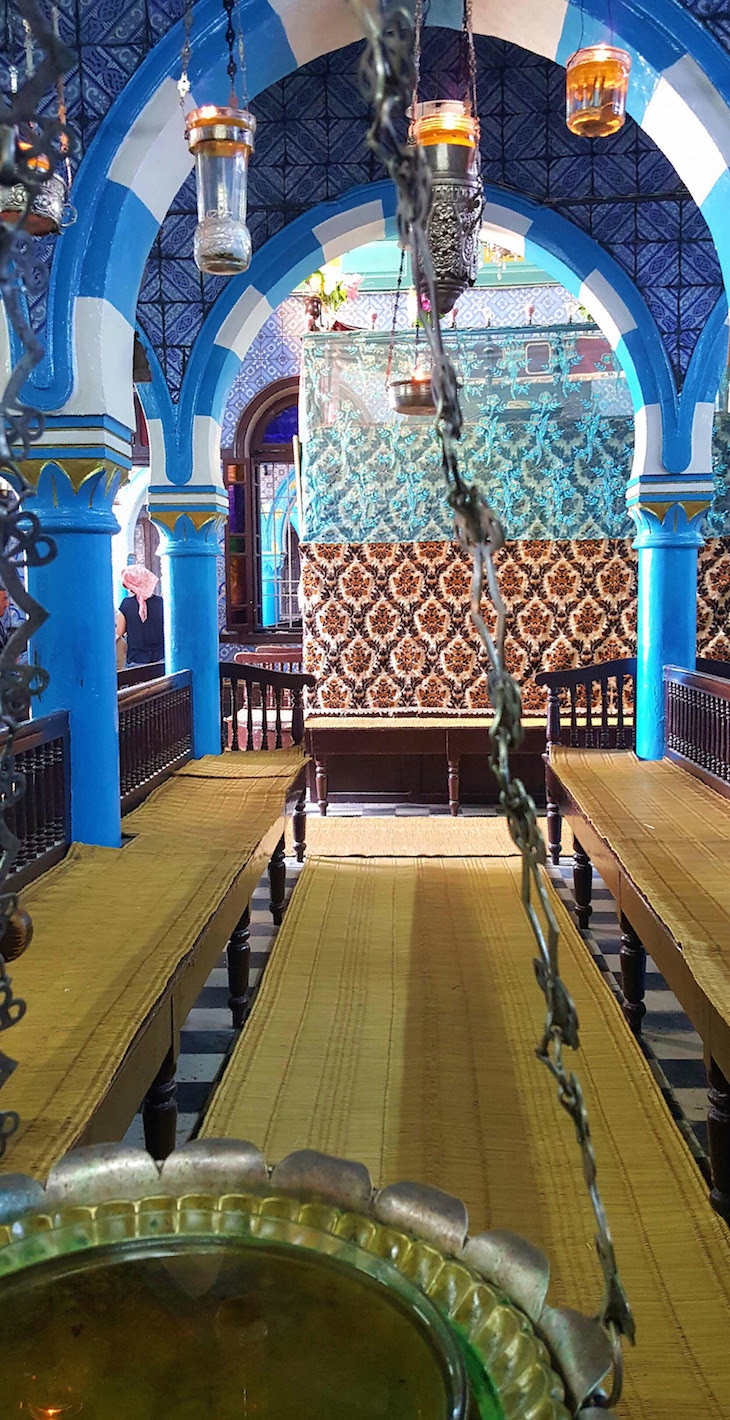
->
[179,748,307,780]
[123,770,300,847]
[2,837,259,1180]
[202,853,730,1417]
[299,815,518,857]
[286,814,572,859]
[551,748,730,1027]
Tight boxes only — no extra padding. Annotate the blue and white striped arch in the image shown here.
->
[27,0,730,449]
[173,180,720,504]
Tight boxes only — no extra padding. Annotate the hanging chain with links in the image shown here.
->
[0,0,70,1155]
[177,0,194,108]
[354,2,634,1407]
[222,0,238,105]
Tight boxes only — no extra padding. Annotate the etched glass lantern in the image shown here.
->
[185,104,256,276]
[565,44,631,138]
[410,100,483,317]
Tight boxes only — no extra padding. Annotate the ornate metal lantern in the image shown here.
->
[0,138,67,236]
[410,99,482,319]
[565,44,631,138]
[185,104,256,276]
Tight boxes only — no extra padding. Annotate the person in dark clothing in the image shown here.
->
[116,565,164,667]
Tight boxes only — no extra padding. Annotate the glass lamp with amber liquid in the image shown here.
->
[565,44,631,138]
[185,104,256,275]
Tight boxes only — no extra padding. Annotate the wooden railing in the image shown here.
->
[536,658,638,750]
[118,671,193,813]
[1,711,71,889]
[234,647,303,675]
[665,666,730,796]
[220,662,316,751]
[117,661,166,689]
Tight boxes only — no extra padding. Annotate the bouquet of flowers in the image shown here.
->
[304,268,363,328]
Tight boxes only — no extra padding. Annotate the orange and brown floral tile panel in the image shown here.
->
[301,539,730,715]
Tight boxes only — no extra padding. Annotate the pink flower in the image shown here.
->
[345,275,363,301]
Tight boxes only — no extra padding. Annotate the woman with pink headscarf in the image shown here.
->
[115,565,164,668]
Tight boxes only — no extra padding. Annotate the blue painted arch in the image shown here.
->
[175,180,681,484]
[27,0,730,424]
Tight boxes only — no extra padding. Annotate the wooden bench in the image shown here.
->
[0,657,313,1178]
[545,665,730,1223]
[305,714,547,814]
[200,833,730,1419]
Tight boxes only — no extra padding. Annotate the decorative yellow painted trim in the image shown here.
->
[150,510,225,534]
[18,458,126,498]
[637,498,710,524]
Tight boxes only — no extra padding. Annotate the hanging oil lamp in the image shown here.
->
[565,43,631,137]
[181,0,256,276]
[0,11,72,238]
[408,0,483,317]
[388,366,437,416]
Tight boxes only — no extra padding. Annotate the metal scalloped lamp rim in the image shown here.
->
[0,1141,616,1419]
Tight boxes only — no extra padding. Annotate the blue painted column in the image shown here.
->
[630,501,706,760]
[27,461,123,846]
[152,512,223,757]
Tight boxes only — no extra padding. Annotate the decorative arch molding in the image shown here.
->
[174,180,685,494]
[25,0,730,425]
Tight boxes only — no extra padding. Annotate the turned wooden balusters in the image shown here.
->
[118,672,193,812]
[664,666,730,792]
[219,663,315,751]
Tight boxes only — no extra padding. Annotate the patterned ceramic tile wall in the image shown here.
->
[300,536,730,715]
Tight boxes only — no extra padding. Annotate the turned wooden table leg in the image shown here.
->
[293,787,307,863]
[269,834,286,926]
[573,834,593,930]
[143,1047,177,1160]
[708,1057,730,1223]
[315,759,328,816]
[546,795,562,865]
[448,757,460,817]
[227,903,251,1028]
[619,912,646,1035]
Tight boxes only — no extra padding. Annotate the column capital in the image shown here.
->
[18,459,125,534]
[629,497,707,549]
[626,470,713,550]
[149,484,227,554]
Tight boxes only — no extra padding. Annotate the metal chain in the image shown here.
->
[461,0,478,118]
[223,0,238,105]
[236,0,248,108]
[177,0,193,109]
[0,0,68,1154]
[412,0,422,116]
[385,245,406,386]
[355,2,634,1406]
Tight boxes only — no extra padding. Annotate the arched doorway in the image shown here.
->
[222,377,302,642]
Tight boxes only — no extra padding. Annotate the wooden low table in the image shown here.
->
[305,715,544,815]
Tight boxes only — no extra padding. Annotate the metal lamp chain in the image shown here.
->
[223,0,238,106]
[177,0,193,109]
[354,2,634,1406]
[0,0,69,1155]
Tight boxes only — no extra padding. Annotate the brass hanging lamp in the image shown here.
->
[409,0,484,317]
[181,0,256,276]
